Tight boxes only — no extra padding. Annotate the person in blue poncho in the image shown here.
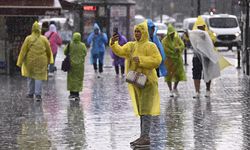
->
[147,19,167,77]
[87,23,108,78]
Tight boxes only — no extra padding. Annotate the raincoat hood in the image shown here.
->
[32,21,41,35]
[134,21,149,43]
[73,32,81,42]
[147,19,158,37]
[93,23,100,33]
[192,16,208,31]
[49,24,57,32]
[167,24,176,36]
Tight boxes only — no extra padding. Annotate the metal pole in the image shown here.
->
[237,47,241,69]
[184,48,188,65]
[245,0,249,75]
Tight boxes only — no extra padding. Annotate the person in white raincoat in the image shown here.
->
[110,21,162,148]
[188,16,220,98]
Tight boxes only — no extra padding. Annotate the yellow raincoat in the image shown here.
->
[17,21,53,80]
[193,16,231,70]
[110,21,162,116]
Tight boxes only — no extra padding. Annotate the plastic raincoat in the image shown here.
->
[65,32,87,92]
[110,21,162,116]
[147,19,167,77]
[192,16,231,70]
[87,23,108,64]
[16,21,53,80]
[110,32,127,66]
[189,16,221,82]
[162,24,186,82]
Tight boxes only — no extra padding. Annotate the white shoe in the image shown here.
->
[205,91,211,97]
[48,72,54,76]
[170,90,174,97]
[193,92,200,99]
[173,89,179,97]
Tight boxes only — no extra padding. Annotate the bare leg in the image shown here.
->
[194,79,201,93]
[167,81,172,91]
[173,81,179,90]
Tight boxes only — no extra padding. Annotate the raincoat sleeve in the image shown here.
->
[87,32,94,46]
[109,41,132,59]
[138,43,162,69]
[102,33,108,44]
[16,37,29,67]
[44,38,53,64]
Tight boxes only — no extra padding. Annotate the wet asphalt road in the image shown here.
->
[0,47,249,150]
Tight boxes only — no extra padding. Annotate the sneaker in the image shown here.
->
[205,90,211,97]
[68,95,75,100]
[97,72,101,78]
[173,89,179,97]
[75,96,80,101]
[130,137,143,146]
[134,136,150,148]
[193,92,200,99]
[26,94,33,99]
[170,90,174,97]
[48,72,54,77]
[35,95,42,101]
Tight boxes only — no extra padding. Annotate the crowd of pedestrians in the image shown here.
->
[16,16,231,148]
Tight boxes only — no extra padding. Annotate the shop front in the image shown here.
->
[0,0,61,74]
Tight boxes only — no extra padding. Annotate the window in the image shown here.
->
[209,18,238,28]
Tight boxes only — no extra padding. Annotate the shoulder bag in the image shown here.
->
[61,43,71,72]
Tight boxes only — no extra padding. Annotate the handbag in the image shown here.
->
[126,70,147,88]
[125,46,147,88]
[61,43,71,72]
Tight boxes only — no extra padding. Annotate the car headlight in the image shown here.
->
[235,32,241,37]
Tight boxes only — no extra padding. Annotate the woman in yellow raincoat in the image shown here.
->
[17,21,53,101]
[110,21,162,148]
[162,24,186,97]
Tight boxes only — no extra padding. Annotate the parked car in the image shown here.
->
[182,17,197,31]
[154,22,168,40]
[135,15,145,24]
[201,14,241,50]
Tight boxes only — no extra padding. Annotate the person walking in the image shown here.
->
[110,27,127,77]
[161,24,186,97]
[188,16,221,98]
[87,23,108,78]
[110,21,162,148]
[16,21,53,101]
[147,19,167,77]
[65,32,87,100]
[45,24,62,75]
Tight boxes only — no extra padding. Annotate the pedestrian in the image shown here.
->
[87,23,108,78]
[110,27,127,77]
[45,24,62,75]
[110,21,162,148]
[147,19,167,77]
[65,32,87,100]
[188,16,221,98]
[161,24,187,97]
[16,21,53,101]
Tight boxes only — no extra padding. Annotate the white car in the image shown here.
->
[201,14,241,49]
[154,22,168,40]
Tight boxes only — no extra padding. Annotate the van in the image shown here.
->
[201,14,241,49]
[183,17,197,31]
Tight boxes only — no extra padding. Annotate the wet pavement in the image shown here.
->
[0,47,249,150]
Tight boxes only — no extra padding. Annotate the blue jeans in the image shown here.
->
[27,78,42,96]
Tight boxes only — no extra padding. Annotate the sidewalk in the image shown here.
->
[0,46,249,150]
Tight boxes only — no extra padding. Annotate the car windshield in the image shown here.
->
[209,18,238,28]
[188,23,195,30]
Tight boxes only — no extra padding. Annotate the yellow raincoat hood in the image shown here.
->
[31,21,41,36]
[192,16,208,31]
[134,21,149,43]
